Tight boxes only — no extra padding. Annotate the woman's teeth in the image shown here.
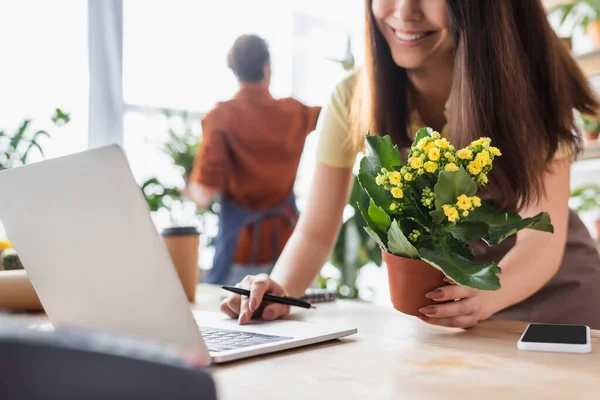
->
[394,31,429,41]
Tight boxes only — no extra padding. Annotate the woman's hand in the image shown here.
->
[220,274,291,325]
[418,278,495,328]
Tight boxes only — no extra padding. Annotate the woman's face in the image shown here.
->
[372,0,453,70]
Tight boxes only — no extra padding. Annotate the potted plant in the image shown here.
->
[570,183,600,238]
[141,177,202,302]
[582,114,600,143]
[550,0,600,48]
[357,128,554,316]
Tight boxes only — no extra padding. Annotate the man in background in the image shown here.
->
[187,34,321,285]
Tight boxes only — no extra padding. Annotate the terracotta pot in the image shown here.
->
[383,251,445,316]
[161,226,200,302]
[588,20,600,49]
[595,219,600,241]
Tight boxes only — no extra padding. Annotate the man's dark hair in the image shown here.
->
[227,35,270,82]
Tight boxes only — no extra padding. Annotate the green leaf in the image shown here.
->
[482,211,553,246]
[528,212,554,233]
[368,198,391,233]
[443,221,489,243]
[412,127,432,147]
[434,167,477,210]
[387,220,419,259]
[364,226,388,252]
[365,134,402,170]
[419,242,501,290]
[357,202,387,243]
[430,209,446,225]
[358,153,393,210]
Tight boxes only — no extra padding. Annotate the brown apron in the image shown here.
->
[471,210,600,329]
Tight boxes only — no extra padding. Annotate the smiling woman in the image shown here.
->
[220,0,600,330]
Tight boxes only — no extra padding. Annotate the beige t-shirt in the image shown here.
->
[316,72,569,168]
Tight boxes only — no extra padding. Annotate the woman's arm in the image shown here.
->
[486,158,571,313]
[419,158,571,328]
[220,162,354,324]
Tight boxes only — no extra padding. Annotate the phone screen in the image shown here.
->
[521,324,587,345]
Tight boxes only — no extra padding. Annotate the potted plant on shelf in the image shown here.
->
[357,128,554,316]
[570,183,600,238]
[550,0,600,48]
[582,114,600,143]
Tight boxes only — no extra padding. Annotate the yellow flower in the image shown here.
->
[410,157,424,169]
[444,163,459,172]
[444,152,456,162]
[390,203,398,211]
[477,174,489,185]
[431,131,441,139]
[375,175,385,185]
[462,211,469,217]
[424,142,435,153]
[475,150,492,167]
[490,146,502,157]
[404,173,414,181]
[457,148,473,160]
[428,147,441,161]
[456,194,472,211]
[434,138,450,149]
[418,168,425,175]
[471,196,482,208]
[443,205,460,222]
[416,138,428,150]
[389,171,402,185]
[471,137,491,148]
[467,161,482,175]
[391,187,404,199]
[0,240,12,251]
[424,161,438,173]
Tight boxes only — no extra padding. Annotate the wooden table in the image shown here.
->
[194,284,600,400]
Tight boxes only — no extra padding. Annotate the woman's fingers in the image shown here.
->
[425,284,476,302]
[219,274,291,325]
[419,297,479,318]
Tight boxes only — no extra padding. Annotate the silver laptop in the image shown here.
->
[0,145,356,364]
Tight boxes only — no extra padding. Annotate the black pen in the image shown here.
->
[220,285,316,309]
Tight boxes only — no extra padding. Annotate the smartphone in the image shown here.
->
[517,323,591,354]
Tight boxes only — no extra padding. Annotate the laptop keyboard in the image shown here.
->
[200,327,292,353]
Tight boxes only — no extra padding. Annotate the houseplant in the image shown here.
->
[357,128,554,316]
[550,0,600,48]
[582,114,600,142]
[163,109,200,184]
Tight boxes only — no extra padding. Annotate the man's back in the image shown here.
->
[190,82,320,265]
[195,83,319,209]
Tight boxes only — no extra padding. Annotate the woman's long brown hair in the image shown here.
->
[350,0,599,210]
